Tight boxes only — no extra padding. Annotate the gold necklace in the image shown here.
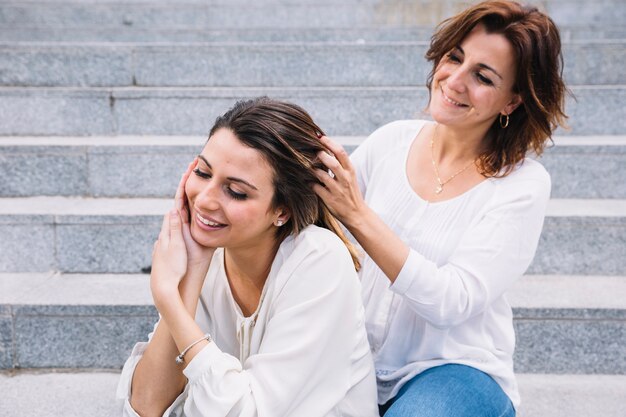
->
[430,125,477,194]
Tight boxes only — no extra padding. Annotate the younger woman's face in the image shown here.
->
[185,128,286,251]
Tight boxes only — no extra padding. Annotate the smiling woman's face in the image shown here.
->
[185,128,285,251]
[429,23,522,132]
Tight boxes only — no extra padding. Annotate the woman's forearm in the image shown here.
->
[130,321,187,417]
[346,205,410,284]
[129,260,211,417]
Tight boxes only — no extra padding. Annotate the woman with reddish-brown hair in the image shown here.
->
[313,1,568,416]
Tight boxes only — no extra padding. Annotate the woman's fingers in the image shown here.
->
[175,159,196,215]
[317,150,343,182]
[318,135,352,171]
[168,209,184,246]
[158,210,171,247]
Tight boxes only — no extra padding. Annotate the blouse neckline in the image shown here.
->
[402,120,491,206]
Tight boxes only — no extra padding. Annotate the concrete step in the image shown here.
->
[0,273,624,373]
[1,0,624,29]
[1,135,625,199]
[0,85,624,136]
[0,372,624,417]
[0,197,624,275]
[1,25,626,43]
[0,40,623,87]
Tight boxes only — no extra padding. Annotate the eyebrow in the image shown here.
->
[197,154,259,191]
[456,45,504,80]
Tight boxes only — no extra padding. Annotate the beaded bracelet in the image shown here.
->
[175,334,211,364]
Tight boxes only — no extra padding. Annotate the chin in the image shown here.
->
[190,224,224,248]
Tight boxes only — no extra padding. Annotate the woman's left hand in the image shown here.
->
[312,136,367,229]
[151,209,188,307]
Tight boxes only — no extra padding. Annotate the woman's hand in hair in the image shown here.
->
[312,136,367,229]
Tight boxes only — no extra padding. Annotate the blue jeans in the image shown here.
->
[379,364,516,417]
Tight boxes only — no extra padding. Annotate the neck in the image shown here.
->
[224,240,280,291]
[433,122,488,164]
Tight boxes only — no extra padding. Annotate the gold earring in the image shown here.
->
[499,113,509,129]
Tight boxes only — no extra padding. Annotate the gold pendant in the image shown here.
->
[435,185,443,194]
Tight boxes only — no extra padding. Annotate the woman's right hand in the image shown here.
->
[175,159,215,269]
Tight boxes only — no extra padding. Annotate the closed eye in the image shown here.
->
[446,52,461,63]
[227,188,248,200]
[193,168,211,179]
[476,72,494,86]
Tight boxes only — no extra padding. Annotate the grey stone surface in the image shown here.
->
[0,45,133,87]
[89,145,197,197]
[14,306,157,368]
[113,87,426,136]
[530,216,626,275]
[0,145,89,197]
[0,88,114,135]
[516,374,626,417]
[1,371,624,417]
[1,42,622,87]
[0,371,122,417]
[2,26,626,43]
[1,0,624,29]
[0,273,153,306]
[538,143,626,199]
[134,43,429,87]
[0,308,12,369]
[0,223,55,272]
[563,41,626,85]
[546,0,626,27]
[56,222,160,273]
[0,197,624,274]
[514,319,626,373]
[0,86,622,136]
[2,138,624,198]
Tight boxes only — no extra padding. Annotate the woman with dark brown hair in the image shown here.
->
[313,1,568,416]
[116,97,378,417]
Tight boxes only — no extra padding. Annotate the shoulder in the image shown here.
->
[487,158,551,209]
[364,119,429,148]
[280,225,353,266]
[273,225,358,290]
[351,119,429,170]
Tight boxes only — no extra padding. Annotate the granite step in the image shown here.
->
[1,25,625,43]
[1,0,624,29]
[0,273,624,373]
[0,85,624,136]
[0,196,624,275]
[1,135,625,199]
[1,40,623,87]
[0,371,624,417]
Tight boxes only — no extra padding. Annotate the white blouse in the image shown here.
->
[117,225,378,417]
[352,120,551,408]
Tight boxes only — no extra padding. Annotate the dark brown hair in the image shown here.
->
[208,97,360,270]
[425,0,569,176]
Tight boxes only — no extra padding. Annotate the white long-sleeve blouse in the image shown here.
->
[117,225,378,417]
[352,120,551,408]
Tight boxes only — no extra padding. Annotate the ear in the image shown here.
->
[273,207,291,227]
[502,93,522,116]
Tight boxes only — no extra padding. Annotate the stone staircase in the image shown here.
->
[0,1,625,416]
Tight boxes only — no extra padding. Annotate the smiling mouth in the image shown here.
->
[441,87,469,107]
[196,212,226,228]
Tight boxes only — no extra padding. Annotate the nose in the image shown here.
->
[445,65,467,94]
[193,181,221,212]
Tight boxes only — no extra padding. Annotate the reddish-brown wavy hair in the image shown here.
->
[426,0,569,177]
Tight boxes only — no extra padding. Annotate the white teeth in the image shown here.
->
[442,89,466,106]
[196,213,223,227]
